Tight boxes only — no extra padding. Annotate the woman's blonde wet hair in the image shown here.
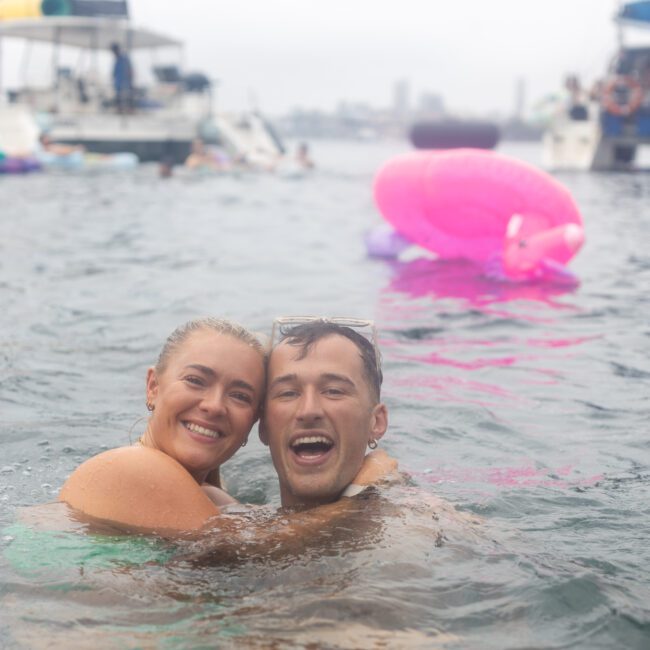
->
[155,317,265,373]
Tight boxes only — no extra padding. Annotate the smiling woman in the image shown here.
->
[139,320,266,486]
[58,317,267,532]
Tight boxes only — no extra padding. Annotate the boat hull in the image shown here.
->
[543,108,650,171]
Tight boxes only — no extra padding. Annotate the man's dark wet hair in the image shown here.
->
[277,321,383,402]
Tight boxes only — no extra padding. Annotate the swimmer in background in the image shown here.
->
[37,133,85,157]
[159,154,175,178]
[295,142,315,169]
[184,138,230,172]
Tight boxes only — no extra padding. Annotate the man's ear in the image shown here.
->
[369,403,388,441]
[145,367,158,407]
[258,412,270,446]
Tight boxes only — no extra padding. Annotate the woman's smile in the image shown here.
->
[183,420,224,441]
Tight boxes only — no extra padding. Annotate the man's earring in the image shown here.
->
[146,402,155,412]
[368,439,378,450]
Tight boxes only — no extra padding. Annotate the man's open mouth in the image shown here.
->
[290,435,334,460]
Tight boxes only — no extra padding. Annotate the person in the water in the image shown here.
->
[58,317,393,531]
[259,319,388,508]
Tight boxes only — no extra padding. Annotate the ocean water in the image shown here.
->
[0,139,649,649]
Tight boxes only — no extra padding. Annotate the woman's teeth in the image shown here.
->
[185,422,221,439]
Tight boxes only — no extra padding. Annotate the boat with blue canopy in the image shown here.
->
[617,0,650,25]
[543,1,650,170]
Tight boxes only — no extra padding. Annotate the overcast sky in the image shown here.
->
[2,0,645,116]
[130,0,629,116]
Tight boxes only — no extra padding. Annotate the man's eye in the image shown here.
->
[324,387,345,396]
[276,389,298,399]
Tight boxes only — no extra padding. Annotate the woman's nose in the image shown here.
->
[200,388,226,415]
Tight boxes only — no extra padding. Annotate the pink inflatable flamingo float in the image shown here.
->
[366,149,585,284]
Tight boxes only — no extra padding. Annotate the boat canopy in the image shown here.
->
[0,16,181,49]
[617,1,650,28]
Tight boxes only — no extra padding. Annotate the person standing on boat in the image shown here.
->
[110,42,134,113]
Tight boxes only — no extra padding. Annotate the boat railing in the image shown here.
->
[7,72,213,118]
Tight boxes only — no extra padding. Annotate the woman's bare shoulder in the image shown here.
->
[58,446,219,532]
[64,445,184,470]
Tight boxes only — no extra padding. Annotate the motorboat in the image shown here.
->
[0,5,284,163]
[543,1,650,171]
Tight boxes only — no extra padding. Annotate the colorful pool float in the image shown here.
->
[0,155,41,174]
[367,149,585,284]
[37,150,139,171]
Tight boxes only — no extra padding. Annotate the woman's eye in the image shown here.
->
[231,392,253,404]
[184,375,205,386]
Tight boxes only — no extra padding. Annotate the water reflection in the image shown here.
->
[384,257,579,313]
[376,257,597,407]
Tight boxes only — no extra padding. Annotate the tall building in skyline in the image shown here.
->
[392,78,410,118]
[417,91,445,117]
[514,77,526,120]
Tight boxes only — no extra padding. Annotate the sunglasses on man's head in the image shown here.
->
[270,316,381,373]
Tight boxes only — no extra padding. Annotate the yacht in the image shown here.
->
[543,1,650,171]
[0,9,284,163]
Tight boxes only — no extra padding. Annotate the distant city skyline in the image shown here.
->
[0,0,643,117]
[131,0,623,116]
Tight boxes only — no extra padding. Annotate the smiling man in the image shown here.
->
[260,320,389,509]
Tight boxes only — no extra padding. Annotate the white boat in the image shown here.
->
[543,1,650,171]
[0,11,284,163]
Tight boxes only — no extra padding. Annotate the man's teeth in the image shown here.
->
[185,422,221,439]
[292,435,331,447]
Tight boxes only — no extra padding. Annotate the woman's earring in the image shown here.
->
[368,439,378,450]
[241,438,248,447]
[146,402,155,412]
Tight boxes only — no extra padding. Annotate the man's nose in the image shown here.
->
[296,388,324,422]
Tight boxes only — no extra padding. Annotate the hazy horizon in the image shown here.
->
[132,0,623,116]
[3,0,649,117]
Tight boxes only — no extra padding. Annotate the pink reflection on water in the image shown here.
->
[386,375,531,410]
[384,258,580,318]
[387,366,564,407]
[525,335,600,348]
[412,464,603,489]
[382,335,599,350]
[391,374,517,398]
[374,255,599,408]
[397,351,521,370]
[381,337,596,374]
